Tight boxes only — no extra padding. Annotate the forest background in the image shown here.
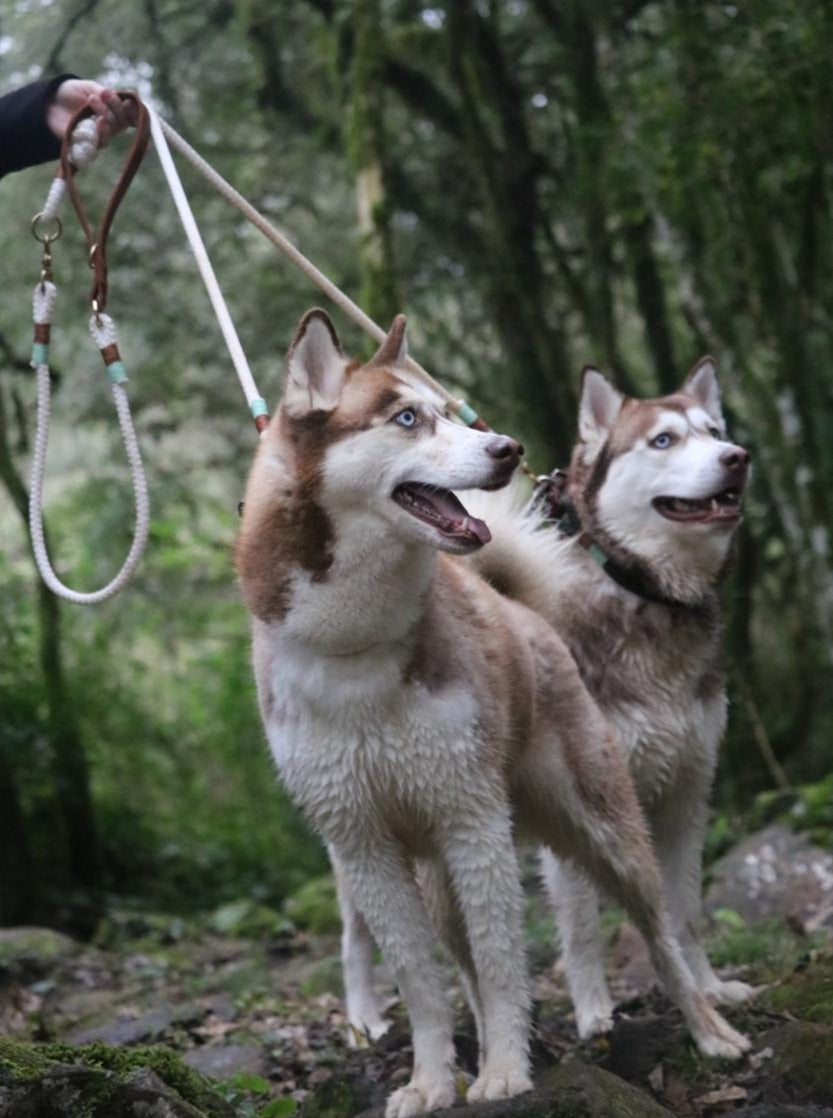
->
[0,0,831,934]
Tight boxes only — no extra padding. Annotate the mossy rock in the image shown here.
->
[208,898,294,939]
[285,875,341,935]
[761,1020,833,1107]
[308,1063,672,1118]
[0,926,78,963]
[0,1037,236,1118]
[765,954,833,1022]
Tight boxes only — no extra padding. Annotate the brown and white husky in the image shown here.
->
[472,361,757,1038]
[236,312,749,1118]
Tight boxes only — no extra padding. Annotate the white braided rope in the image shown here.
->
[40,119,100,219]
[148,107,265,422]
[151,111,466,419]
[28,292,150,604]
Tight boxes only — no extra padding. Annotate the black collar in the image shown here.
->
[554,495,689,609]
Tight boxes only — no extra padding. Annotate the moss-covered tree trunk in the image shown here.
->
[348,0,401,330]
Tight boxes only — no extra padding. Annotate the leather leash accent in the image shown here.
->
[60,91,150,312]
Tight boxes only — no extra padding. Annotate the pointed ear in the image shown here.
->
[578,367,623,443]
[368,314,408,368]
[283,308,347,415]
[681,356,723,423]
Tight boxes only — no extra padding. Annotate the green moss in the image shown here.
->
[300,1078,362,1118]
[0,1037,233,1118]
[766,954,833,1022]
[706,912,809,971]
[768,1020,833,1106]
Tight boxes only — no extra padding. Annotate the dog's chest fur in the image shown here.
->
[250,554,530,854]
[551,551,726,804]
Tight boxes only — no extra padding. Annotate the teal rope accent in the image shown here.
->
[457,401,479,426]
[106,361,128,385]
[31,342,49,366]
[589,543,609,569]
[250,397,269,418]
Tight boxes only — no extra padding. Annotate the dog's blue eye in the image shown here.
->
[394,409,418,428]
[651,432,674,450]
[708,426,721,439]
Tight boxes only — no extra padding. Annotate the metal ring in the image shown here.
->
[30,212,63,245]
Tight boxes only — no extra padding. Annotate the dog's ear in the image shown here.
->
[681,356,723,424]
[368,314,408,369]
[283,308,347,415]
[578,367,623,443]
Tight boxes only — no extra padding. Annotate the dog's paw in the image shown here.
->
[693,1004,752,1061]
[385,1078,455,1118]
[575,1001,615,1040]
[706,979,759,1007]
[347,1015,391,1048]
[467,1066,533,1103]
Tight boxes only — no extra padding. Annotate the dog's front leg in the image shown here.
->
[539,847,614,1037]
[330,846,391,1044]
[440,797,533,1103]
[651,777,756,1007]
[334,841,456,1118]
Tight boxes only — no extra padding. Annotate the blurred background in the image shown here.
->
[1,0,831,935]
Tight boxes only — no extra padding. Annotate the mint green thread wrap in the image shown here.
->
[457,401,479,426]
[250,397,269,418]
[106,361,128,385]
[31,343,49,367]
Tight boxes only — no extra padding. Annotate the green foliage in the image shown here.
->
[0,0,832,928]
[208,899,294,939]
[0,1037,233,1117]
[284,875,340,935]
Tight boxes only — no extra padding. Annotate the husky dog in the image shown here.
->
[471,361,756,1039]
[237,314,749,1118]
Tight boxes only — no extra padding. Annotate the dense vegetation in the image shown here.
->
[0,0,831,930]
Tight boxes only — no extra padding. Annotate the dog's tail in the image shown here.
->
[463,480,575,624]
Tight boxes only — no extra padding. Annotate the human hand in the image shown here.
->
[46,79,136,149]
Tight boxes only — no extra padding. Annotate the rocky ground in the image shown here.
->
[1,823,833,1118]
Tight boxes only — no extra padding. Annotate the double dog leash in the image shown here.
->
[29,93,150,604]
[27,90,536,605]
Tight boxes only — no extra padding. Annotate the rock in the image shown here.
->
[68,1005,174,1045]
[0,927,79,982]
[733,1108,833,1117]
[706,825,833,930]
[332,1062,672,1118]
[759,1020,833,1108]
[604,1009,684,1081]
[0,1036,236,1117]
[183,1042,268,1079]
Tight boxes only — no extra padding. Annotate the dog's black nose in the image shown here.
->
[487,436,524,462]
[720,445,750,472]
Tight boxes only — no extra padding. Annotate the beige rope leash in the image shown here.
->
[154,115,493,433]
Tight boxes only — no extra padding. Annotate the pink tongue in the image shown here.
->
[453,515,491,545]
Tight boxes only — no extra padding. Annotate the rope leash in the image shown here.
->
[26,91,537,606]
[28,95,151,604]
[151,113,502,438]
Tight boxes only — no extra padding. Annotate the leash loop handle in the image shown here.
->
[60,91,150,311]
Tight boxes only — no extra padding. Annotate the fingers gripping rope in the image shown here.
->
[28,284,150,604]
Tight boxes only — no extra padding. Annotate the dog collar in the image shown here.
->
[553,494,689,609]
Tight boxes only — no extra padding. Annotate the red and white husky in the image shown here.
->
[236,312,749,1118]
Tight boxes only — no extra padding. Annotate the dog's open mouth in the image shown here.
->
[393,483,491,549]
[653,487,742,524]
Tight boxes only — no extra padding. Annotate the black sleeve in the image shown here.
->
[0,74,78,178]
